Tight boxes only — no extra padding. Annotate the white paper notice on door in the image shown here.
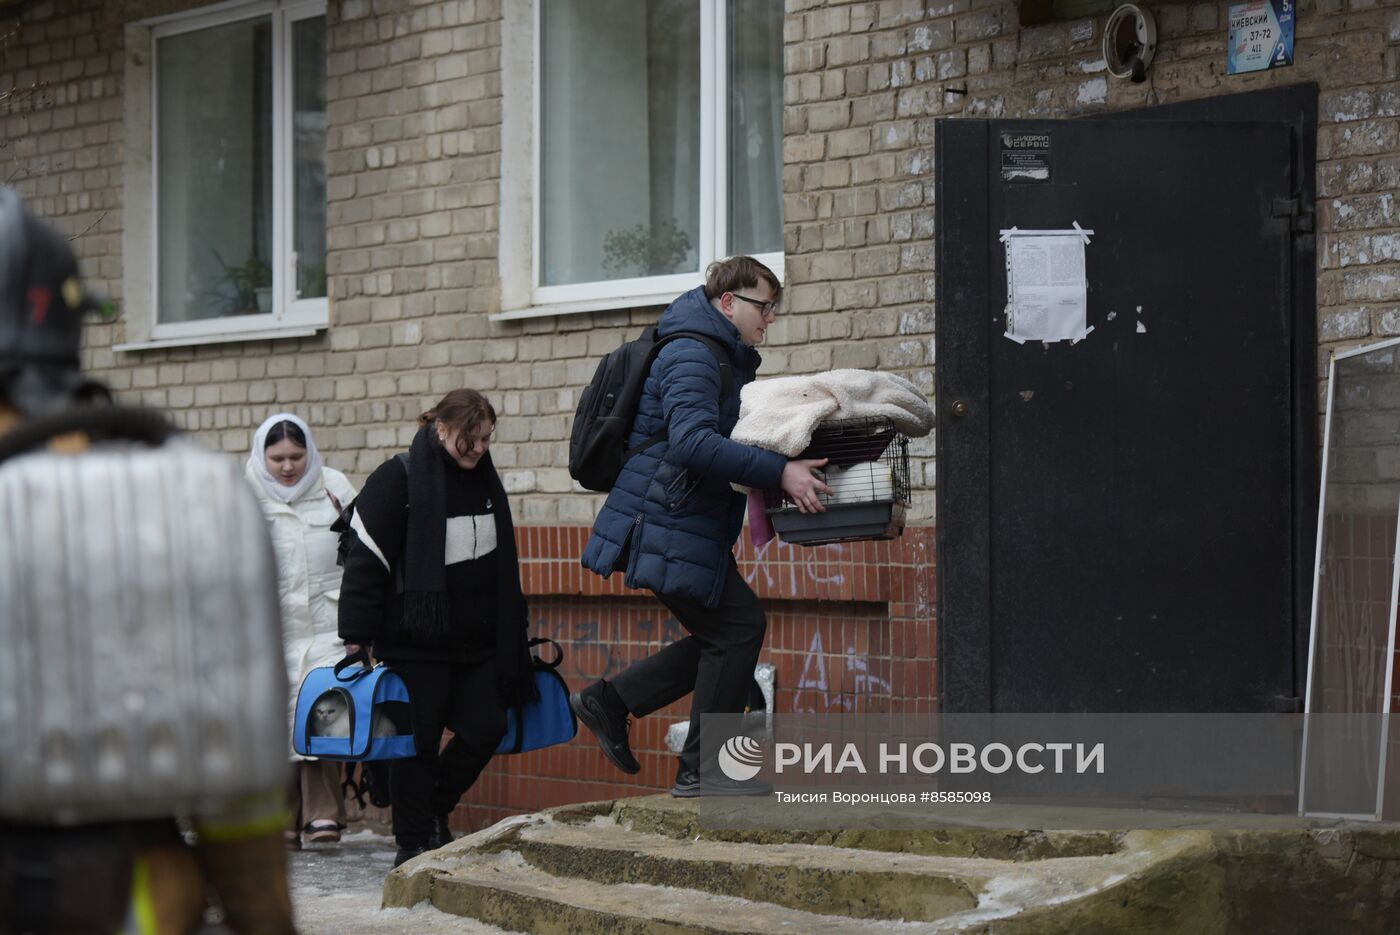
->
[1001,225,1093,344]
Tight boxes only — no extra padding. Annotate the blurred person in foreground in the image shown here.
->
[0,186,296,934]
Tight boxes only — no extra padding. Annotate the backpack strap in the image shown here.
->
[668,331,734,400]
[341,762,368,810]
[330,451,413,594]
[393,451,410,593]
[623,331,734,460]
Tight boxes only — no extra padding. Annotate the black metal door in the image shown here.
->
[937,91,1315,714]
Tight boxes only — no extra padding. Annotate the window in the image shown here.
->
[121,1,326,349]
[498,0,784,319]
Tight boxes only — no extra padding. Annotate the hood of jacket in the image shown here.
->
[656,286,762,376]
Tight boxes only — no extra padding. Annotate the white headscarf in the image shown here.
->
[248,412,324,504]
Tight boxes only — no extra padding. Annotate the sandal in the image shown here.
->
[284,830,302,850]
[304,821,341,844]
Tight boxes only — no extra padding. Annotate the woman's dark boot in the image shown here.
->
[426,813,454,850]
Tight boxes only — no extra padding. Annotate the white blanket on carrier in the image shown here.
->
[732,369,934,457]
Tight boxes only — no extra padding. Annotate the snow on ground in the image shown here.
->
[288,829,518,934]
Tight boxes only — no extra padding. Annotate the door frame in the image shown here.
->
[934,84,1318,714]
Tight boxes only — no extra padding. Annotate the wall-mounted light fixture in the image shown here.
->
[1103,4,1157,83]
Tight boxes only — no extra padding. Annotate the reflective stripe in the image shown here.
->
[122,856,157,935]
[193,791,289,843]
[196,811,289,843]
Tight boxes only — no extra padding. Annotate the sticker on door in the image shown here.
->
[1001,133,1052,182]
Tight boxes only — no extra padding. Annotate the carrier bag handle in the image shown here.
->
[334,648,374,682]
[528,636,564,670]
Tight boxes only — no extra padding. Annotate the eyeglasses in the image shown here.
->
[730,293,779,317]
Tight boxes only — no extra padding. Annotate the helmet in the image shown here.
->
[0,186,105,417]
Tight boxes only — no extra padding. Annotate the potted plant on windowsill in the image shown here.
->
[601,219,693,278]
[211,250,273,315]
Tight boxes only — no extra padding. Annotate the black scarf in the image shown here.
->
[401,423,538,707]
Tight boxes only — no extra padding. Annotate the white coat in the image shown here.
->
[246,462,358,760]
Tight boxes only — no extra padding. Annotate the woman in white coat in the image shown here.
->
[246,413,358,848]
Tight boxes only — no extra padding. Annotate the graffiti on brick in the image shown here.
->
[570,619,619,679]
[909,536,933,619]
[743,538,848,593]
[791,630,891,714]
[845,645,892,697]
[532,613,687,682]
[637,615,686,650]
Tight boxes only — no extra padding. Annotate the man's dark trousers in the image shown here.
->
[609,556,766,769]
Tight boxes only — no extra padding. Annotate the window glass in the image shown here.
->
[727,0,783,256]
[539,0,701,286]
[157,16,273,323]
[292,15,328,301]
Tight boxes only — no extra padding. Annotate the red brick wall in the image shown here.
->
[451,525,936,832]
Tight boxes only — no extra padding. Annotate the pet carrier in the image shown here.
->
[762,416,911,546]
[496,638,578,755]
[293,654,416,761]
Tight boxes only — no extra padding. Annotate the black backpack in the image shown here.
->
[568,327,734,492]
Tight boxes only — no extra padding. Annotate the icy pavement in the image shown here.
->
[288,829,518,934]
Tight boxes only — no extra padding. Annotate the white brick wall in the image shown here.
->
[4,0,1398,525]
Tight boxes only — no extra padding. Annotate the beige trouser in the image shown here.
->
[288,760,346,831]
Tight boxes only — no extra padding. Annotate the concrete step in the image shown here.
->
[601,795,1125,861]
[384,800,1220,933]
[385,798,1400,934]
[422,851,951,935]
[508,816,982,922]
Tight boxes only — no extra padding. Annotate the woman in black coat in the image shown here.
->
[338,388,536,866]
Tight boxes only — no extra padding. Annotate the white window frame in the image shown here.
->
[118,0,327,351]
[495,0,783,322]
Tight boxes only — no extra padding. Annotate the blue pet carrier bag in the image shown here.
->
[496,638,578,755]
[293,651,416,760]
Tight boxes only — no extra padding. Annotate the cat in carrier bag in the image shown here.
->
[292,638,578,760]
[293,650,417,760]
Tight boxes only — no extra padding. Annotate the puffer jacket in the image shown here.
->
[245,462,357,760]
[581,287,787,606]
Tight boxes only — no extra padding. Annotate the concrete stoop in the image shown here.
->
[382,797,1400,934]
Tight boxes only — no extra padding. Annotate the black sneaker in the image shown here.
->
[392,846,427,868]
[569,682,640,774]
[426,814,454,851]
[670,767,701,797]
[671,766,772,798]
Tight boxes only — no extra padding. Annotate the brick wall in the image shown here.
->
[7,0,1400,825]
[2,0,942,521]
[10,2,1400,514]
[459,526,935,831]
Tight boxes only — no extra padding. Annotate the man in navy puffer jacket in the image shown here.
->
[574,256,831,796]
